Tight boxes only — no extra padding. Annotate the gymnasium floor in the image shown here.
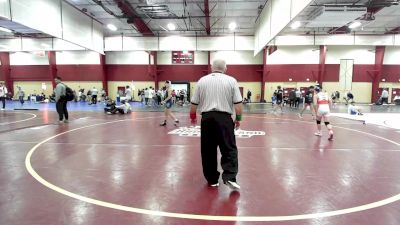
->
[1,101,400,225]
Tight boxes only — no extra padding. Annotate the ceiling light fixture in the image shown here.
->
[107,24,117,31]
[290,21,301,29]
[0,27,12,33]
[349,21,362,29]
[167,23,176,31]
[229,22,237,31]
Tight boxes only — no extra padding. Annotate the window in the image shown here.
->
[172,51,194,64]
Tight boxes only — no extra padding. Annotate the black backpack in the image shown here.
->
[65,86,75,101]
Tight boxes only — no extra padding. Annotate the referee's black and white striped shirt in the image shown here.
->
[191,72,243,114]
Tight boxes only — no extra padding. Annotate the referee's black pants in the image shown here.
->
[201,111,238,184]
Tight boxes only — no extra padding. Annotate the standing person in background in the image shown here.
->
[299,86,315,119]
[140,89,145,104]
[289,89,296,108]
[86,89,92,103]
[247,90,252,103]
[0,82,8,110]
[272,86,284,114]
[148,87,154,107]
[331,92,337,108]
[160,81,179,126]
[190,59,243,190]
[295,88,301,108]
[381,88,389,105]
[54,76,69,124]
[16,86,25,107]
[144,88,149,106]
[91,87,98,105]
[335,91,340,103]
[125,86,132,102]
[100,88,106,102]
[171,89,176,105]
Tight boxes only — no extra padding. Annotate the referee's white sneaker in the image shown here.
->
[314,132,322,137]
[224,180,240,190]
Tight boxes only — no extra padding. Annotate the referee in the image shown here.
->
[190,59,243,190]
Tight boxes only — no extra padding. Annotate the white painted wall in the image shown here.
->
[10,52,49,65]
[326,46,375,64]
[383,46,400,65]
[157,51,172,65]
[211,51,262,64]
[194,51,208,65]
[106,51,149,65]
[267,46,319,64]
[56,51,100,65]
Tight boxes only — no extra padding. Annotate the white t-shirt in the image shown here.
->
[148,89,154,98]
[91,88,98,96]
[0,86,7,97]
[125,88,132,98]
[381,90,389,98]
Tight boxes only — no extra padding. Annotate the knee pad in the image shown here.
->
[325,122,330,126]
[316,120,321,124]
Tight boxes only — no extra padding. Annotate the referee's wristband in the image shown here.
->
[235,114,242,121]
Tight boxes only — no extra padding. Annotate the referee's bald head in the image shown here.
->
[212,59,227,73]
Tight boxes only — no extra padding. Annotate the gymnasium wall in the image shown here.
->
[108,81,154,100]
[62,81,103,94]
[264,82,316,102]
[1,47,399,103]
[13,81,53,97]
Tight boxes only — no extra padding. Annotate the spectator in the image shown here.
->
[0,82,8,110]
[16,86,25,107]
[91,87,98,104]
[247,90,252,103]
[381,88,389,105]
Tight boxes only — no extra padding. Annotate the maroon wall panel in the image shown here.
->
[107,65,150,81]
[265,64,319,82]
[0,70,4,80]
[353,65,375,82]
[382,65,400,82]
[7,64,400,83]
[227,65,263,82]
[10,65,51,81]
[57,65,103,81]
[157,65,262,82]
[324,64,340,81]
[157,65,208,81]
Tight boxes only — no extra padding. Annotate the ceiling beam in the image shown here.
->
[385,26,400,34]
[113,0,154,36]
[204,0,211,35]
[328,6,385,34]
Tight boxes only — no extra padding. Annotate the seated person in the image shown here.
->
[104,98,116,113]
[49,93,56,103]
[348,101,363,115]
[107,100,132,114]
[394,95,400,105]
